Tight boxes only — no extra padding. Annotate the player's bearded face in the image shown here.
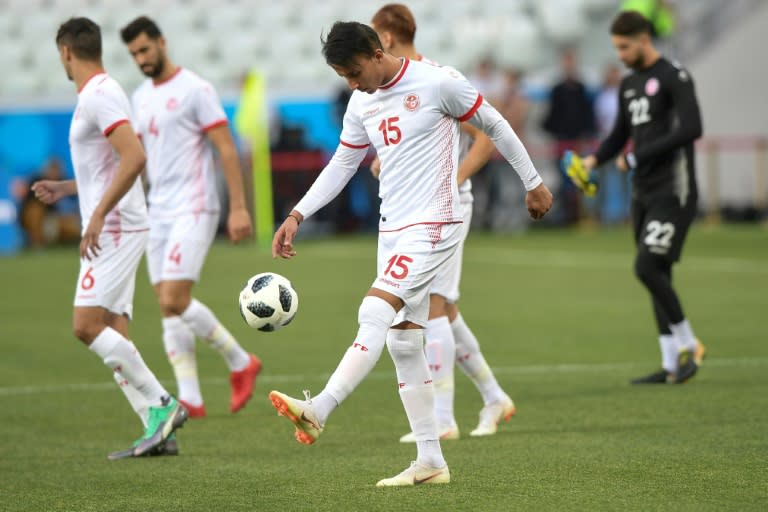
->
[140,44,165,78]
[58,45,73,81]
[612,35,645,71]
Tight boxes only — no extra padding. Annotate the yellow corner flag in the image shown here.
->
[234,70,273,249]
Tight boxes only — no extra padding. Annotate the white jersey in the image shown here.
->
[341,59,482,231]
[69,73,148,233]
[131,68,227,217]
[417,55,474,203]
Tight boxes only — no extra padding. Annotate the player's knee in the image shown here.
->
[158,294,190,317]
[386,330,424,362]
[634,252,667,286]
[358,296,397,329]
[72,319,100,344]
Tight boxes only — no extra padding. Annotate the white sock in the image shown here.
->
[163,316,202,406]
[112,367,149,427]
[89,327,167,407]
[425,316,456,427]
[316,296,396,424]
[181,298,250,372]
[416,440,447,469]
[659,334,679,373]
[387,328,445,468]
[670,319,697,352]
[452,313,506,405]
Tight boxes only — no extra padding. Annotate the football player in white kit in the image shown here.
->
[268,22,552,486]
[32,17,188,459]
[372,3,516,443]
[120,17,260,419]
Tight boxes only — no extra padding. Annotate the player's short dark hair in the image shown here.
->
[322,21,383,67]
[371,4,416,45]
[611,11,653,37]
[55,17,102,60]
[120,16,163,44]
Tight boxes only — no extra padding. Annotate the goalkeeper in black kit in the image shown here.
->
[564,10,706,384]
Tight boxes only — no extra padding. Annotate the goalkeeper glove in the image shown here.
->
[562,150,598,197]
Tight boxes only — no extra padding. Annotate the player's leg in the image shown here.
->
[633,195,701,382]
[157,213,260,413]
[269,288,400,444]
[75,231,187,456]
[376,224,462,486]
[397,293,458,443]
[449,303,516,436]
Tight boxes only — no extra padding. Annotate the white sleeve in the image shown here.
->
[438,67,484,121]
[467,100,543,191]
[293,144,367,219]
[193,82,228,132]
[90,87,131,137]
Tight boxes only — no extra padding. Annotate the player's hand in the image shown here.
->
[227,207,253,243]
[31,180,67,204]
[525,183,553,220]
[272,213,301,259]
[616,154,629,172]
[370,156,381,180]
[80,214,104,261]
[562,151,598,197]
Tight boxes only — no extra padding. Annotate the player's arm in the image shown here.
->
[81,123,146,259]
[31,179,77,204]
[456,122,496,185]
[586,87,630,170]
[206,123,253,243]
[461,98,552,219]
[272,143,367,259]
[628,70,702,169]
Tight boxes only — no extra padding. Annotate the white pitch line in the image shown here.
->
[303,244,768,274]
[0,357,765,397]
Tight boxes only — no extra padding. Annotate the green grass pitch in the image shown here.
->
[1,225,766,511]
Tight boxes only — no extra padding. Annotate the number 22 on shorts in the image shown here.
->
[385,254,413,279]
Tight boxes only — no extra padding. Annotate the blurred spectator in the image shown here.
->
[542,47,596,224]
[593,63,630,224]
[19,158,80,248]
[497,69,530,144]
[467,56,504,104]
[621,0,676,39]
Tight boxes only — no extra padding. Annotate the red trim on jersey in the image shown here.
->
[202,119,228,132]
[102,228,150,234]
[378,220,462,233]
[78,72,106,93]
[103,119,129,137]
[379,58,409,90]
[153,66,183,86]
[457,94,484,122]
[340,140,370,149]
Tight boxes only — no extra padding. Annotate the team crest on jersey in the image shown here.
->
[166,98,178,110]
[403,93,420,112]
[645,77,660,96]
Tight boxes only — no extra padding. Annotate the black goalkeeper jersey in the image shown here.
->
[594,57,703,200]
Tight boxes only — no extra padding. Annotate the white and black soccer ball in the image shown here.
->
[238,272,298,332]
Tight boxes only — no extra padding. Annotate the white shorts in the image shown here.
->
[430,201,472,303]
[73,230,149,319]
[374,222,463,327]
[146,213,218,285]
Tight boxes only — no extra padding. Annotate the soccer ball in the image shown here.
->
[238,272,298,332]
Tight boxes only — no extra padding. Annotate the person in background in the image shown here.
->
[542,47,596,224]
[19,158,80,248]
[120,16,260,420]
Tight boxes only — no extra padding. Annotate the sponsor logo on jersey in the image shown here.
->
[363,105,382,118]
[404,93,420,112]
[624,89,636,98]
[645,77,660,96]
